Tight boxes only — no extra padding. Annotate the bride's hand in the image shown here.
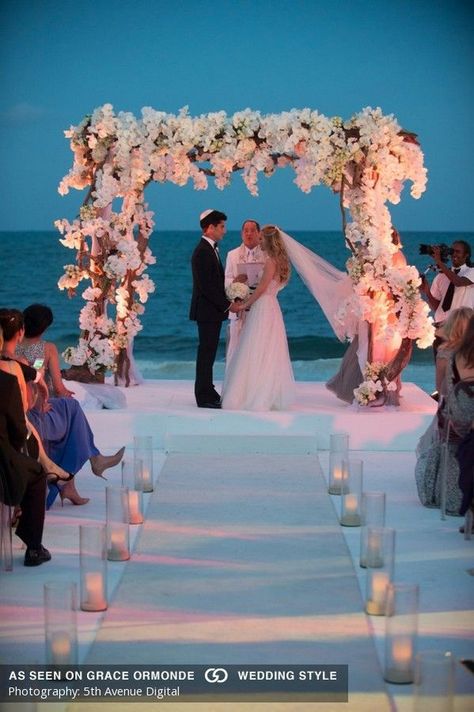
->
[234,274,248,284]
[236,300,250,312]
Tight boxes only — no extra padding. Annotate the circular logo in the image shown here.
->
[204,667,228,684]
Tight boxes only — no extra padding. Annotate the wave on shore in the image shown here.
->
[135,357,435,394]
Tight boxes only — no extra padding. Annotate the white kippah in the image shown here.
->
[200,209,215,221]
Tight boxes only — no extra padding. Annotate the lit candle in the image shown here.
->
[341,493,361,526]
[329,464,347,494]
[108,528,128,560]
[141,466,153,492]
[128,490,143,524]
[50,631,72,664]
[385,637,414,684]
[366,530,384,568]
[366,571,390,615]
[393,638,413,665]
[83,572,107,611]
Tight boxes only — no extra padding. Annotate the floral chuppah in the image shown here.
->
[56,104,434,397]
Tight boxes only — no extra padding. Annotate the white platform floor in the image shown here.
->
[81,379,437,453]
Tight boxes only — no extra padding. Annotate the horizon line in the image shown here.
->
[1,228,473,234]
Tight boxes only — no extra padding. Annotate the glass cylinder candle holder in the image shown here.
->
[79,524,107,612]
[121,460,144,525]
[413,651,454,712]
[383,583,419,684]
[328,432,349,495]
[44,581,78,665]
[106,486,130,561]
[1,502,13,572]
[360,491,386,567]
[340,459,363,526]
[134,436,153,492]
[365,526,395,616]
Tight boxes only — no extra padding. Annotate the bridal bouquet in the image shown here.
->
[226,282,250,302]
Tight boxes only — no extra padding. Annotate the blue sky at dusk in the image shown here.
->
[0,0,472,232]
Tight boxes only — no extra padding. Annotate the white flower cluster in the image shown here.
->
[226,282,250,301]
[56,195,155,376]
[353,378,383,406]
[58,105,364,202]
[354,361,389,405]
[132,274,155,304]
[333,107,433,365]
[58,264,87,291]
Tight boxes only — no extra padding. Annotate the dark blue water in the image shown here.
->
[1,230,472,390]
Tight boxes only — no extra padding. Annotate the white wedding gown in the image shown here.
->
[222,279,295,411]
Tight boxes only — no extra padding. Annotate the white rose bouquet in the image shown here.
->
[226,282,250,302]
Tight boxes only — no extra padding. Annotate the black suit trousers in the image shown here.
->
[195,321,223,404]
[15,464,46,550]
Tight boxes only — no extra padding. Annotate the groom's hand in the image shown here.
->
[234,274,248,284]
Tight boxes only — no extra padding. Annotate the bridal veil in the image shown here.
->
[278,229,355,342]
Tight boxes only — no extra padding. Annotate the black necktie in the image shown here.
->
[441,268,460,312]
[213,243,222,266]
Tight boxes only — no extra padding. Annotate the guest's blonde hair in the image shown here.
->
[260,225,291,284]
[456,313,474,368]
[439,307,474,351]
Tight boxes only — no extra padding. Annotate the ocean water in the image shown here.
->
[1,230,472,394]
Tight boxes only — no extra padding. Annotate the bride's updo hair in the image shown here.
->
[261,225,291,284]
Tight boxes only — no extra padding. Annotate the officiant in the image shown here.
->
[225,219,266,363]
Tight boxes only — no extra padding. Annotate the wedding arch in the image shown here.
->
[56,104,434,401]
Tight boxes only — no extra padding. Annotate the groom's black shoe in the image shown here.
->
[198,401,222,409]
[24,545,52,567]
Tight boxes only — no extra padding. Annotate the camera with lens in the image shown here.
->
[419,243,453,262]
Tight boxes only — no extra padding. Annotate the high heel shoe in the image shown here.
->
[46,471,74,484]
[58,479,90,507]
[90,446,126,479]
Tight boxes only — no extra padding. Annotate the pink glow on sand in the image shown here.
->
[91,612,371,644]
[131,552,252,569]
[143,520,334,540]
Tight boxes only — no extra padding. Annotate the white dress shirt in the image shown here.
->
[431,264,474,323]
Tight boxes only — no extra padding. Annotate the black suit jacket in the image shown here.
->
[189,238,230,322]
[0,369,41,505]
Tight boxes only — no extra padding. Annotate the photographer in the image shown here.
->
[421,240,474,353]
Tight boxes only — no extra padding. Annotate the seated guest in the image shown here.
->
[18,304,76,397]
[0,327,50,566]
[451,315,474,529]
[415,312,474,515]
[0,309,124,507]
[434,307,473,396]
[0,336,72,483]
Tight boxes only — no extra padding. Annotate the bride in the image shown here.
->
[221,225,295,411]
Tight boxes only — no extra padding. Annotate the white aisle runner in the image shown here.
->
[82,453,390,710]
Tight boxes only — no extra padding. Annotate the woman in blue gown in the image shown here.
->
[0,308,124,507]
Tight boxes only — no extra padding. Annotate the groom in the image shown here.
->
[190,209,237,408]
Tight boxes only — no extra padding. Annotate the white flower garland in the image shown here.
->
[57,104,433,389]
